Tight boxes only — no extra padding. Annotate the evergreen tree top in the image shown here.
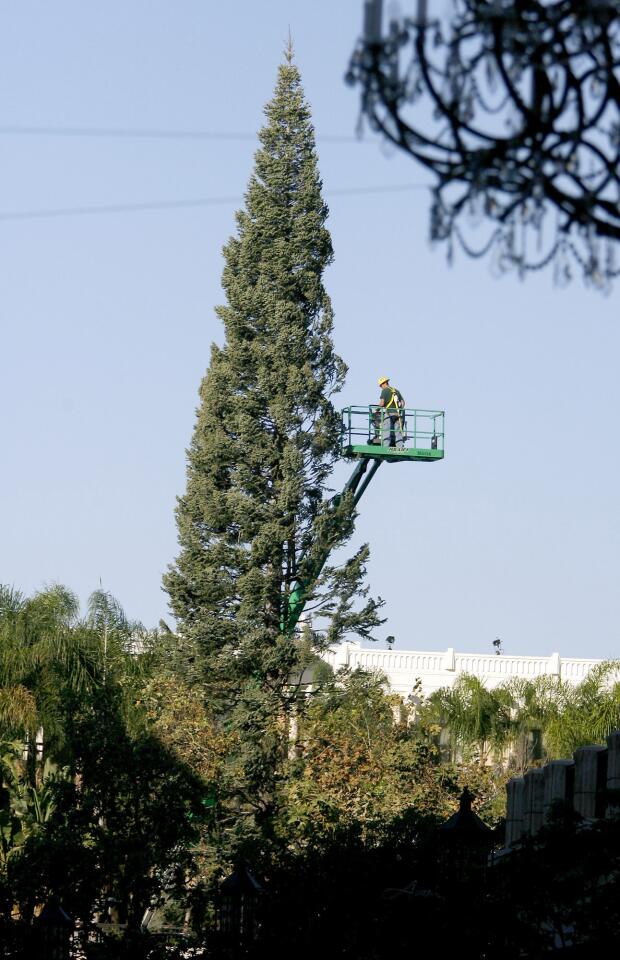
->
[165,53,380,661]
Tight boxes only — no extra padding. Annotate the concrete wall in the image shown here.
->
[504,731,620,847]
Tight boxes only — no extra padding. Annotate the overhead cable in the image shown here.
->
[0,183,430,222]
[0,124,367,143]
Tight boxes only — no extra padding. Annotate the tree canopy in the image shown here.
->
[163,55,383,861]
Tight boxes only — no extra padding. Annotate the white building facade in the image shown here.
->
[322,642,602,699]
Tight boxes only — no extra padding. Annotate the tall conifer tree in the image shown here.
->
[164,52,381,847]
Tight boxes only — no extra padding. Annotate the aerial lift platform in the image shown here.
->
[341,405,444,463]
[284,405,444,633]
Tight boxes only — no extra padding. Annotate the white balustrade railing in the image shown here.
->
[321,643,602,698]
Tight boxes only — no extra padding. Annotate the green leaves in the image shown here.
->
[425,661,620,767]
[162,55,382,862]
[0,742,68,872]
[0,585,93,746]
[279,667,457,843]
[0,687,37,733]
[541,661,620,757]
[426,674,515,763]
[164,57,351,651]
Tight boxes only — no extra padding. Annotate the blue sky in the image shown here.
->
[1,1,619,660]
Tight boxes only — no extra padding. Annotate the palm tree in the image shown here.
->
[503,675,564,772]
[426,674,515,764]
[0,584,98,747]
[425,663,620,770]
[542,661,620,757]
[0,584,154,747]
[84,588,151,678]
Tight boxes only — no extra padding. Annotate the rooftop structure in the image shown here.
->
[322,642,603,699]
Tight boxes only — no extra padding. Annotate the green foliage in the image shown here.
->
[0,585,206,945]
[164,57,383,656]
[541,660,620,757]
[0,583,97,744]
[11,51,620,958]
[0,60,399,945]
[163,56,382,860]
[280,668,457,843]
[0,745,67,848]
[424,673,514,763]
[164,57,351,660]
[424,662,620,769]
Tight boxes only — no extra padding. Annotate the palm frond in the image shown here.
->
[0,685,38,734]
[0,585,26,621]
[86,589,128,633]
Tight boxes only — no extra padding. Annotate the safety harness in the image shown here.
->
[385,387,400,412]
[383,387,406,439]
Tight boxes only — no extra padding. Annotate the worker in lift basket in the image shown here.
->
[375,376,405,448]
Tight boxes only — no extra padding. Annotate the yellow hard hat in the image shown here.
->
[378,376,389,386]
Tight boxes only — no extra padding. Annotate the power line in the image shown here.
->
[0,195,241,222]
[0,124,368,144]
[0,183,430,223]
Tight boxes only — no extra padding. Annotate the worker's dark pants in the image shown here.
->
[371,410,381,441]
[382,412,403,447]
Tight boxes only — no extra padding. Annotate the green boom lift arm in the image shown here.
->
[282,405,445,634]
[284,456,383,634]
